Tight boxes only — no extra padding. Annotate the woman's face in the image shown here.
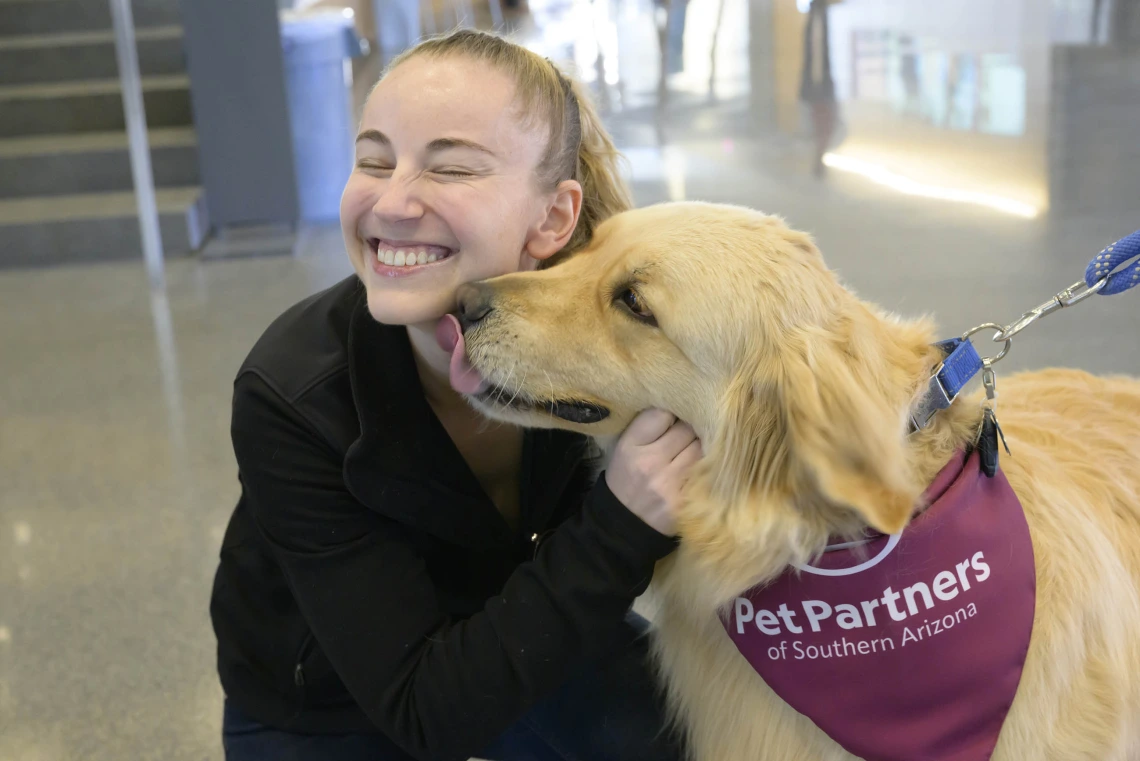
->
[341,55,565,326]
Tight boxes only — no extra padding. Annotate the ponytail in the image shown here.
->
[539,65,633,265]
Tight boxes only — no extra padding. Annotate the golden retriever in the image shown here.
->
[450,202,1140,760]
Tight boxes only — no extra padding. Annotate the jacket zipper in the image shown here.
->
[530,529,554,560]
[291,632,316,720]
[294,632,316,686]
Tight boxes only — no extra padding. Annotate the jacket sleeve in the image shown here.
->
[231,372,677,761]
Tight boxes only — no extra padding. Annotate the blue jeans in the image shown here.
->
[223,614,683,761]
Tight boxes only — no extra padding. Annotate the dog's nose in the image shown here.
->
[456,282,495,331]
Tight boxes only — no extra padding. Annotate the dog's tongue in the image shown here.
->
[435,314,489,395]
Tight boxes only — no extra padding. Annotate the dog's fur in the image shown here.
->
[460,202,1140,760]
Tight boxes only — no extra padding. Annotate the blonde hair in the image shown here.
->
[383,29,633,264]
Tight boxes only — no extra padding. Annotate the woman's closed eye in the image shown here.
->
[356,160,392,173]
[432,167,477,178]
[354,161,476,179]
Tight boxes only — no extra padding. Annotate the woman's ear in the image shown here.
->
[525,180,583,261]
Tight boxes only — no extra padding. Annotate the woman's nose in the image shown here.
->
[370,172,424,222]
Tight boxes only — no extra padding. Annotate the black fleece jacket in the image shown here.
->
[209,275,677,760]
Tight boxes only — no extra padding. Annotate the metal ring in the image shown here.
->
[962,322,1012,364]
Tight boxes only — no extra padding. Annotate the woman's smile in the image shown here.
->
[365,237,457,278]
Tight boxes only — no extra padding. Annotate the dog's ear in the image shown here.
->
[709,317,931,536]
[777,326,921,534]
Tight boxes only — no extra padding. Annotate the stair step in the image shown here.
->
[0,187,209,268]
[0,73,187,99]
[0,75,191,137]
[0,186,201,224]
[0,26,185,86]
[0,0,182,36]
[0,125,195,156]
[0,128,198,198]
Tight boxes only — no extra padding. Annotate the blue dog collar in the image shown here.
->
[908,338,983,433]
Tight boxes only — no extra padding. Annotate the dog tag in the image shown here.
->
[978,408,1010,478]
[977,362,1009,478]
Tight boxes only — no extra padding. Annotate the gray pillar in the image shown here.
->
[749,0,777,130]
[180,0,299,228]
[1112,0,1140,50]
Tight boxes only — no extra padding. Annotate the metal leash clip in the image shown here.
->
[990,278,1108,344]
[964,228,1140,366]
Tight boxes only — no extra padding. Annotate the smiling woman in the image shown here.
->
[339,34,631,329]
[210,27,701,761]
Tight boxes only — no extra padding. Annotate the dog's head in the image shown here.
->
[452,202,947,560]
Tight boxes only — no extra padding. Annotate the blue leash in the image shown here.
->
[1088,230,1140,296]
[909,229,1140,433]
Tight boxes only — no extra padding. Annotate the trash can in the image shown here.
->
[279,9,366,223]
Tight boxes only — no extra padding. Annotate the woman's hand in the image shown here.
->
[605,409,702,536]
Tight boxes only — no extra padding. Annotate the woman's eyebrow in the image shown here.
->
[354,129,496,158]
[424,137,497,157]
[355,129,390,145]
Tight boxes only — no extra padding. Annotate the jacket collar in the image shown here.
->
[341,290,589,549]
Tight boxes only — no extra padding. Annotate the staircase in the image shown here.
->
[0,0,207,268]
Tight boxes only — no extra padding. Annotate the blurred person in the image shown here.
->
[800,0,836,177]
[209,28,698,761]
[654,0,690,104]
[663,0,689,75]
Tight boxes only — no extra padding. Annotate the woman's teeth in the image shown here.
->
[375,246,450,267]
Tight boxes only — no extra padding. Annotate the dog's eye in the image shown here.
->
[616,287,657,326]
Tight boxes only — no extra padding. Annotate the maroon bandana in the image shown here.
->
[722,451,1035,761]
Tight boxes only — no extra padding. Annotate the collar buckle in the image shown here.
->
[908,366,955,434]
[907,337,983,435]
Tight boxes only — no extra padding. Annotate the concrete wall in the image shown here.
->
[1048,44,1140,216]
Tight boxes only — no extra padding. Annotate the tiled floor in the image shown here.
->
[1,0,1138,758]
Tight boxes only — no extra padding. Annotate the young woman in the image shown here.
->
[210,29,701,761]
